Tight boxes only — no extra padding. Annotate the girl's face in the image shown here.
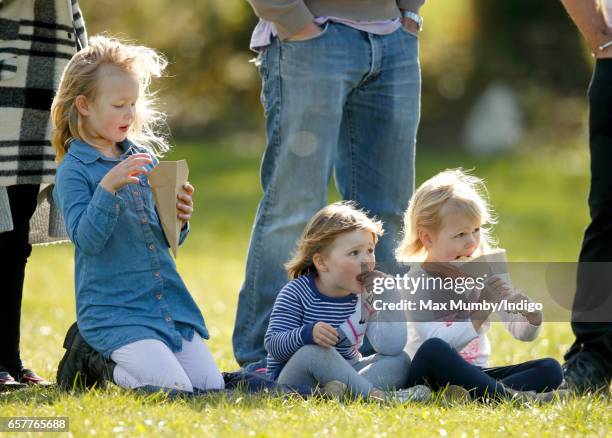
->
[316,229,376,296]
[78,64,140,149]
[422,206,481,263]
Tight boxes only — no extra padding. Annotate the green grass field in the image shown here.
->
[2,140,609,437]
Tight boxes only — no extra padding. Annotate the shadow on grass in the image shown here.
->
[0,384,309,411]
[0,385,66,406]
[4,383,607,415]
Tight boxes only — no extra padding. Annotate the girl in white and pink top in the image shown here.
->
[396,169,564,400]
[404,262,541,367]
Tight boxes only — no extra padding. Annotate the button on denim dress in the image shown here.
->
[53,139,208,358]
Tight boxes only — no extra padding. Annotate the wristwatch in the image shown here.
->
[401,10,424,31]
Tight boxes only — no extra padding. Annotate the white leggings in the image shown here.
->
[110,333,224,392]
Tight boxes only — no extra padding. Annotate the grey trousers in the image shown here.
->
[276,345,410,397]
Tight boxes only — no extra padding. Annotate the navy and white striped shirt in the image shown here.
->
[265,272,407,380]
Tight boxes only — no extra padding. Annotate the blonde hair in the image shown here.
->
[395,169,497,261]
[285,201,384,279]
[51,35,169,161]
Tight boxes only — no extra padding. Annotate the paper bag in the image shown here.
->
[453,248,510,285]
[148,160,189,257]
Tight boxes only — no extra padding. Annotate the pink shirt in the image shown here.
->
[250,16,402,51]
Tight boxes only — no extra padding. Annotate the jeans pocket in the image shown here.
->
[399,25,419,39]
[282,22,331,44]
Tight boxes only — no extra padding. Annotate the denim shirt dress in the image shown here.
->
[53,138,208,358]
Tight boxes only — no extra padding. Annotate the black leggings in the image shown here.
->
[407,338,563,400]
[0,184,39,375]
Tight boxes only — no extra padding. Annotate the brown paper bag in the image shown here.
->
[453,248,510,285]
[148,160,189,257]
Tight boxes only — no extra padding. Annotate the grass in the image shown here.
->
[2,139,609,437]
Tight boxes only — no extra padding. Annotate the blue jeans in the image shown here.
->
[233,23,421,367]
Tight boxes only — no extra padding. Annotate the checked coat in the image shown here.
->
[0,0,86,243]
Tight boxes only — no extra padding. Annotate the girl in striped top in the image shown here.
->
[264,201,427,401]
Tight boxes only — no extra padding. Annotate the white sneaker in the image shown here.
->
[394,385,433,403]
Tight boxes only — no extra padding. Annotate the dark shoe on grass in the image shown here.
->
[56,322,116,391]
[562,353,611,395]
[533,389,571,403]
[502,383,571,405]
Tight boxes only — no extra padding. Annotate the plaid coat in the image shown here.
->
[0,0,86,243]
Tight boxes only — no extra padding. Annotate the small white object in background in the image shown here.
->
[462,82,523,155]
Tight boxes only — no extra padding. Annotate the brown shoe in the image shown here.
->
[321,380,347,399]
[441,385,472,404]
[368,387,387,402]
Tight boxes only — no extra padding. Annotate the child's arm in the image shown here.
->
[502,313,541,342]
[264,284,317,362]
[363,285,408,355]
[336,272,408,355]
[499,291,542,342]
[485,278,542,341]
[53,162,124,255]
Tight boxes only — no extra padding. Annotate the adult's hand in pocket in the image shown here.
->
[287,22,323,41]
[401,17,419,35]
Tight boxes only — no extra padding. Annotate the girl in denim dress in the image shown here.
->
[51,36,223,392]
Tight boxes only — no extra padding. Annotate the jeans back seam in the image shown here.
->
[240,41,283,356]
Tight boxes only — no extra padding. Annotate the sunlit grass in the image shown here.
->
[4,140,608,437]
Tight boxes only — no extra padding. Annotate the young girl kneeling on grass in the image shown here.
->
[51,36,224,393]
[397,169,565,402]
[264,201,434,402]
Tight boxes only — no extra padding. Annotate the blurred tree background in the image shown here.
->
[82,0,593,150]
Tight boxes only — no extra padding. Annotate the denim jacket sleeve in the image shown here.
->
[54,160,124,256]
